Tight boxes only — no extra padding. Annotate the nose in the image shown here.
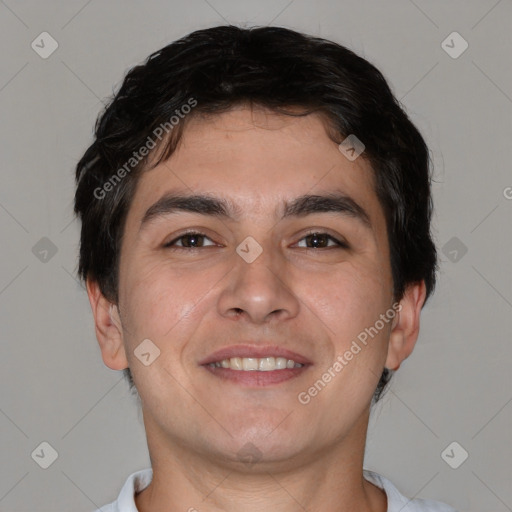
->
[216,244,300,325]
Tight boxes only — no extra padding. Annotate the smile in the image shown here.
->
[208,356,304,371]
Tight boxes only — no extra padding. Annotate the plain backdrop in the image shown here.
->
[0,1,511,511]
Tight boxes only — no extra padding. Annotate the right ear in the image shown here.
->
[86,278,129,370]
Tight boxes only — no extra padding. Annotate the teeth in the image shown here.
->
[208,356,304,371]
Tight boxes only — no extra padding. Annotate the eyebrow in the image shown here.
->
[139,192,371,233]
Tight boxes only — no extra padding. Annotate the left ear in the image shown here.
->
[385,280,427,371]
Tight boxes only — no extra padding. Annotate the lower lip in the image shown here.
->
[202,365,311,386]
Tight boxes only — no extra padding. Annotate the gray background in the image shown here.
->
[0,1,511,511]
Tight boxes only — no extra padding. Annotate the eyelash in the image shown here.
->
[163,230,349,250]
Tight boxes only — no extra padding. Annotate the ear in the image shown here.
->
[86,278,129,371]
[385,280,427,371]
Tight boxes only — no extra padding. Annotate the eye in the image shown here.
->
[164,232,216,249]
[163,231,348,251]
[295,232,348,249]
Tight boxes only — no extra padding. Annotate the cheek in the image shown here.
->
[120,258,196,337]
[301,263,392,343]
[124,257,233,353]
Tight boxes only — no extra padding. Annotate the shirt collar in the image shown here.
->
[113,467,153,512]
[108,467,453,512]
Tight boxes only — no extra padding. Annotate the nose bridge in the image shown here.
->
[216,233,300,323]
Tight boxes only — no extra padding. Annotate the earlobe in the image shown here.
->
[385,281,427,372]
[86,278,129,371]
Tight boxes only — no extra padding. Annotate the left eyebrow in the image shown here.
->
[282,193,371,228]
[138,192,372,233]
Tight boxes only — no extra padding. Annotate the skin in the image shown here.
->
[87,105,426,512]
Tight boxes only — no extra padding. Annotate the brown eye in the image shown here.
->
[297,232,347,249]
[164,232,215,248]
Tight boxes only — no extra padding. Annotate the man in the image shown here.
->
[74,25,456,512]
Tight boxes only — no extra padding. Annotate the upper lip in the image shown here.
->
[199,344,313,366]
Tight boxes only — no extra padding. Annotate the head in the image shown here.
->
[74,25,437,458]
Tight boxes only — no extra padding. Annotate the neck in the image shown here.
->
[134,410,387,512]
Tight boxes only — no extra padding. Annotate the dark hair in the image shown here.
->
[73,25,437,405]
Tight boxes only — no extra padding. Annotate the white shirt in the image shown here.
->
[94,468,457,512]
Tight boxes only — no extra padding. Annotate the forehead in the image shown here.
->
[125,107,386,234]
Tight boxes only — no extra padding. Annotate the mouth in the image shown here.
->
[199,345,313,386]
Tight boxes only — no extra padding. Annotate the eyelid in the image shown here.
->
[294,229,349,249]
[163,229,349,249]
[163,229,218,248]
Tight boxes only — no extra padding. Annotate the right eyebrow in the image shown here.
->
[139,193,241,233]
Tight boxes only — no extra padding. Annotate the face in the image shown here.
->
[102,106,401,467]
